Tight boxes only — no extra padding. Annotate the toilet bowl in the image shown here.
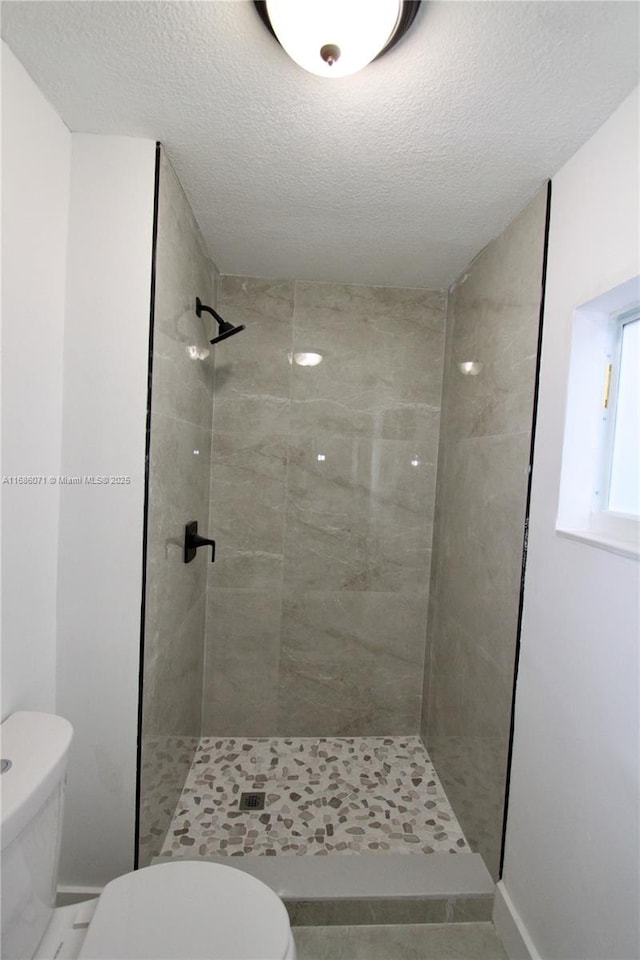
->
[0,712,296,960]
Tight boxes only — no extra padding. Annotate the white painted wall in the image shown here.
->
[2,45,157,887]
[56,134,156,887]
[1,42,71,717]
[498,88,640,960]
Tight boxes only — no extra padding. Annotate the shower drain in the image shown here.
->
[239,791,266,811]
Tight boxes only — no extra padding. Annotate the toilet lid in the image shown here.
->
[78,861,292,960]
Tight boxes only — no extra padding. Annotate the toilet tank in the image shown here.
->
[1,712,73,960]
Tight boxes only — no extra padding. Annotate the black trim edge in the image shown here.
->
[498,179,553,879]
[134,142,162,870]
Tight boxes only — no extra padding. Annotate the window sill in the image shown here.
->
[557,526,640,560]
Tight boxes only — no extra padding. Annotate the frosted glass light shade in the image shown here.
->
[265,0,403,78]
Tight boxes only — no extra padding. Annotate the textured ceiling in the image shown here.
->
[2,1,639,288]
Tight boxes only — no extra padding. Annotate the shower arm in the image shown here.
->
[195,297,227,328]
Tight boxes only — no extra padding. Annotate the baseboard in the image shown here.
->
[493,880,541,960]
[56,884,103,907]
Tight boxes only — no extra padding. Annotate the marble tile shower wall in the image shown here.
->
[203,279,447,737]
[420,188,549,879]
[138,150,217,866]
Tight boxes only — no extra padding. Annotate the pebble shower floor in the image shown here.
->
[160,736,470,858]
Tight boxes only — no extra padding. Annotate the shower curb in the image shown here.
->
[152,852,494,925]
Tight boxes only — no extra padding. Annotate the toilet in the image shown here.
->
[0,712,296,960]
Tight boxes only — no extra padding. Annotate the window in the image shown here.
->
[557,276,640,559]
[603,309,639,517]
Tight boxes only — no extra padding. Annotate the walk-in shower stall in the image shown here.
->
[138,145,549,920]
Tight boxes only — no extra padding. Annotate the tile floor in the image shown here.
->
[160,736,469,858]
[292,922,507,959]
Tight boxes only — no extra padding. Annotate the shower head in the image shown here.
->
[195,297,246,345]
[210,320,246,345]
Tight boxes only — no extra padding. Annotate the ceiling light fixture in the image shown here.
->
[254,1,421,79]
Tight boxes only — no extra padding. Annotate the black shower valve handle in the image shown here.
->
[184,521,216,563]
